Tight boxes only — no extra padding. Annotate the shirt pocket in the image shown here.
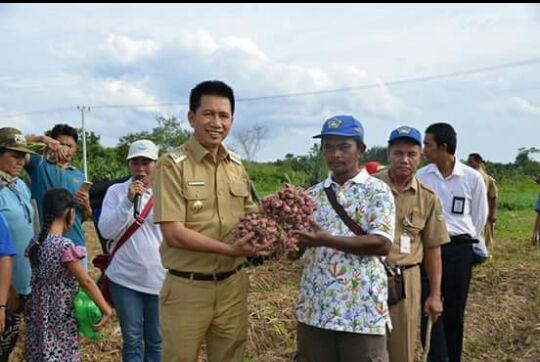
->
[401,214,425,239]
[229,178,250,218]
[183,185,212,222]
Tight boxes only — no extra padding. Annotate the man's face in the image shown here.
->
[0,150,27,177]
[188,95,233,151]
[387,141,421,179]
[467,157,481,170]
[322,136,364,177]
[128,157,156,187]
[422,133,443,163]
[54,135,77,163]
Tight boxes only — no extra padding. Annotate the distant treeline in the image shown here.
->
[61,116,538,201]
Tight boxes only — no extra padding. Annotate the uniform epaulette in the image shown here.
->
[418,180,436,195]
[228,151,242,165]
[168,146,188,164]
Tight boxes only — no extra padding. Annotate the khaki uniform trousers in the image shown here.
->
[159,270,249,362]
[387,266,421,362]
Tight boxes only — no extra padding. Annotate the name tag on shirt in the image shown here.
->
[452,196,465,215]
[188,181,205,187]
[400,234,411,254]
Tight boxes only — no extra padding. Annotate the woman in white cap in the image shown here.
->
[97,139,165,362]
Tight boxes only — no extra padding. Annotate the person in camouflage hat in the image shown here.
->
[0,127,36,361]
[0,127,37,156]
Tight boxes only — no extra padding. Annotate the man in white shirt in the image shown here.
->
[98,140,165,362]
[417,123,488,362]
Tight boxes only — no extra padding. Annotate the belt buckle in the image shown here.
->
[212,272,218,281]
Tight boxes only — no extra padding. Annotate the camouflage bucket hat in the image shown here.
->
[0,127,36,154]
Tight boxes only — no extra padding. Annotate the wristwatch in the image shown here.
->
[0,304,7,311]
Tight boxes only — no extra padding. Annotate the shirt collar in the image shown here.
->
[379,169,418,194]
[187,136,229,163]
[323,168,369,188]
[426,158,465,178]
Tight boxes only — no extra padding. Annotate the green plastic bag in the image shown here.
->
[74,289,103,340]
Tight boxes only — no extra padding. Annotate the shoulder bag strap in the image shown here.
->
[109,195,154,260]
[323,186,395,275]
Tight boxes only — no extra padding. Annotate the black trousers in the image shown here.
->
[296,322,388,362]
[421,238,474,362]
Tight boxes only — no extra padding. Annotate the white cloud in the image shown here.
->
[177,30,218,56]
[509,97,540,115]
[2,4,539,163]
[222,36,269,61]
[104,34,159,63]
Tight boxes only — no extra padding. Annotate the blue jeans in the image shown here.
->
[109,280,162,362]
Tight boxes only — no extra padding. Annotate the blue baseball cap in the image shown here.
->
[313,115,364,142]
[388,126,422,145]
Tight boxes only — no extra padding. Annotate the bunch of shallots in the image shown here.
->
[232,212,282,250]
[232,183,316,257]
[261,183,317,251]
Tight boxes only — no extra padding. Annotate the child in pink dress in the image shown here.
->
[24,188,113,362]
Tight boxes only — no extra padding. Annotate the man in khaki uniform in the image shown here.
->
[374,126,450,362]
[467,153,498,250]
[153,81,267,362]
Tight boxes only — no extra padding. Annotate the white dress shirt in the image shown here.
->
[417,160,488,239]
[98,179,165,295]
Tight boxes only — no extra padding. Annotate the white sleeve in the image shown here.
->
[471,173,488,239]
[97,183,134,241]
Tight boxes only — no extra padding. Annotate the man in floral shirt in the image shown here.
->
[292,115,396,362]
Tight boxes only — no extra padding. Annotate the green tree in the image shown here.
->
[363,145,387,164]
[515,147,540,167]
[117,116,191,158]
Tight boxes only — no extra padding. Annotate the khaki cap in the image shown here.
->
[0,127,36,154]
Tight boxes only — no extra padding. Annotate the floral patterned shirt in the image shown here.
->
[296,169,396,335]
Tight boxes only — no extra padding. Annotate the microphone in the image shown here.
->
[133,175,145,219]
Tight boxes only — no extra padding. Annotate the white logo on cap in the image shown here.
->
[14,134,26,145]
[397,127,411,134]
[327,118,342,129]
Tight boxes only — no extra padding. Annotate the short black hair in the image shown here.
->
[50,124,78,143]
[468,153,484,163]
[425,122,457,155]
[189,81,235,115]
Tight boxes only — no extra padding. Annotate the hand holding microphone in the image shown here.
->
[128,175,146,218]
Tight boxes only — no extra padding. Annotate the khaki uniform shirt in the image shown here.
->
[153,136,258,273]
[479,169,498,217]
[375,170,450,266]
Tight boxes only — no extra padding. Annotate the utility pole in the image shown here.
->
[77,106,90,181]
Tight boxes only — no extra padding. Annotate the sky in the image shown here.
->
[1,3,540,163]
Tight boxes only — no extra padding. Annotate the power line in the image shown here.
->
[236,57,540,102]
[2,56,540,119]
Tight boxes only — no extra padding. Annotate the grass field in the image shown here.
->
[10,179,540,361]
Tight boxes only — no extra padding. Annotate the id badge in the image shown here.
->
[400,234,411,254]
[452,196,465,215]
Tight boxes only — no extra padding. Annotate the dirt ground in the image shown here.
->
[10,221,540,362]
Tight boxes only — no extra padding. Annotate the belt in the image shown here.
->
[401,263,420,270]
[450,234,477,243]
[168,265,243,281]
